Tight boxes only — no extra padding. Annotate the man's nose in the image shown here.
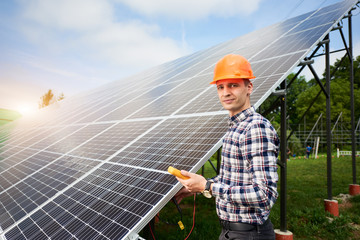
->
[222,86,231,96]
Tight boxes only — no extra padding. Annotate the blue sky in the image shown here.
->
[1,0,359,114]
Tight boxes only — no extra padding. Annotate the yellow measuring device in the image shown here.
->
[168,166,190,179]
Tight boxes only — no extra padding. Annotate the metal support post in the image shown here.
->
[274,80,293,238]
[280,80,287,232]
[348,13,357,185]
[323,34,340,216]
[347,12,360,196]
[325,34,333,201]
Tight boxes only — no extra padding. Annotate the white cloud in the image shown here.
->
[354,41,360,58]
[83,21,186,69]
[15,0,263,72]
[19,0,113,31]
[116,0,262,20]
[17,0,189,71]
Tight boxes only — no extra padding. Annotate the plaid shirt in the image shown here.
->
[211,106,279,224]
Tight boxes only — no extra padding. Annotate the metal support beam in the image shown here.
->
[279,80,288,232]
[308,64,329,98]
[203,158,218,175]
[298,59,314,66]
[318,39,330,45]
[343,12,353,19]
[272,89,286,96]
[356,117,360,132]
[331,112,343,133]
[287,53,348,142]
[305,113,323,144]
[325,34,333,200]
[331,25,343,31]
[208,159,217,173]
[338,23,352,62]
[261,42,324,118]
[312,48,346,58]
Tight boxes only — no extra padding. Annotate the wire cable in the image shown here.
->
[149,222,156,240]
[148,194,197,240]
[156,197,183,226]
[184,194,196,240]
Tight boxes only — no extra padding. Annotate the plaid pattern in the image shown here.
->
[211,106,279,224]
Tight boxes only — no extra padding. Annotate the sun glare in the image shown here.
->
[17,104,36,116]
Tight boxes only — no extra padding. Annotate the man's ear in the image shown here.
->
[247,81,253,95]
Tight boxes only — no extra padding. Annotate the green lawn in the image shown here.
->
[0,108,21,144]
[0,108,21,127]
[145,155,360,240]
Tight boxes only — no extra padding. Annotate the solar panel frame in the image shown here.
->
[0,1,358,239]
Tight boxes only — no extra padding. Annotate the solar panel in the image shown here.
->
[0,0,357,239]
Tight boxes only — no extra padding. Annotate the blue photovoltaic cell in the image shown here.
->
[109,115,228,171]
[0,154,99,232]
[0,1,357,239]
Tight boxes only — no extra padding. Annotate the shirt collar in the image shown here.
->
[227,106,255,127]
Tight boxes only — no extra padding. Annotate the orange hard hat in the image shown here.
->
[210,54,255,84]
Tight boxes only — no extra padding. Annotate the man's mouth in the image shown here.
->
[223,99,234,104]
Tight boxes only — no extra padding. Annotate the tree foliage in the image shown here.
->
[259,73,311,125]
[295,55,360,129]
[260,55,359,153]
[38,89,65,109]
[263,54,360,129]
[286,74,309,125]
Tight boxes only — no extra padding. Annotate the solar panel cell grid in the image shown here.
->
[68,120,160,160]
[110,115,227,171]
[44,123,114,154]
[74,95,132,123]
[129,83,212,119]
[4,227,24,240]
[176,89,223,115]
[0,131,39,151]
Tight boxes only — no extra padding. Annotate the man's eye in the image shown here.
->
[230,84,238,87]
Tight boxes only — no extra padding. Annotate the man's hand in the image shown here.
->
[174,187,193,203]
[175,170,207,193]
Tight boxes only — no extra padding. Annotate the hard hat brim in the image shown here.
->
[210,75,256,85]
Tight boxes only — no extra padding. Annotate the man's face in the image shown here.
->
[216,79,253,116]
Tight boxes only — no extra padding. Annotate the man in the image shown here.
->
[306,144,312,158]
[175,54,279,240]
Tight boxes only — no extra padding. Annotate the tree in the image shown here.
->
[286,74,309,125]
[295,55,360,129]
[260,55,359,153]
[259,73,311,126]
[38,89,65,109]
[57,92,65,101]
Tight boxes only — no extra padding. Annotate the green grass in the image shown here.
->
[0,108,21,144]
[0,108,21,127]
[273,155,360,240]
[144,155,360,240]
